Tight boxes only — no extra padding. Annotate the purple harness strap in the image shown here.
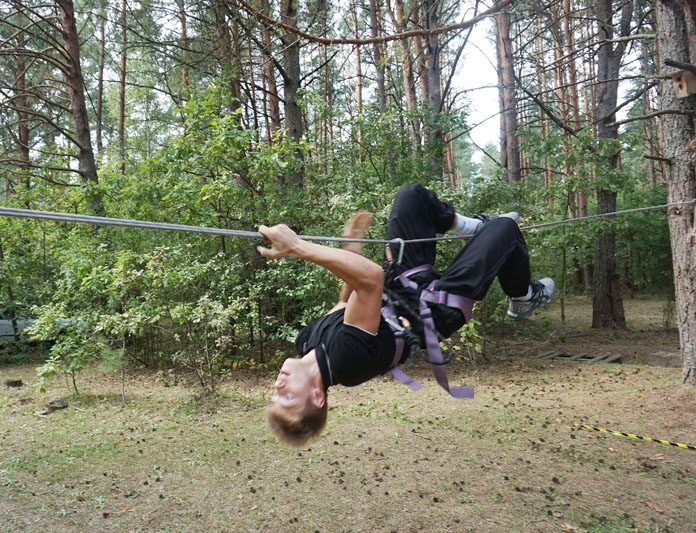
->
[380,299,406,369]
[386,267,475,399]
[418,280,475,399]
[396,264,434,289]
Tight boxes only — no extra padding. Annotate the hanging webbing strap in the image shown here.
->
[418,280,474,399]
[381,298,407,369]
[381,297,423,391]
[385,266,475,398]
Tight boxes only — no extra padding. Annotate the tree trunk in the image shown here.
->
[592,0,631,328]
[316,0,330,159]
[214,0,234,113]
[351,0,363,144]
[259,0,281,137]
[368,0,386,107]
[563,0,590,291]
[280,0,303,143]
[280,0,304,185]
[118,0,127,174]
[14,31,30,193]
[412,5,430,117]
[57,0,104,215]
[423,0,444,179]
[495,7,520,182]
[656,0,696,386]
[177,0,190,92]
[391,0,419,145]
[535,16,553,194]
[229,0,244,110]
[0,242,20,343]
[96,4,106,157]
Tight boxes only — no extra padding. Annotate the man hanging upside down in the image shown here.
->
[257,184,555,446]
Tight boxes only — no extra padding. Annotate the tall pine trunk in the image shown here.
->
[495,7,520,181]
[592,0,631,328]
[351,0,364,145]
[14,31,30,193]
[57,0,104,215]
[368,0,386,107]
[259,0,281,137]
[96,4,106,156]
[177,0,190,92]
[656,0,696,386]
[118,0,127,174]
[423,0,444,179]
[280,0,304,185]
[392,0,420,145]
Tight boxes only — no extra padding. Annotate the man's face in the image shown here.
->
[271,356,315,416]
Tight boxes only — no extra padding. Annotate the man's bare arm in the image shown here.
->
[257,224,383,334]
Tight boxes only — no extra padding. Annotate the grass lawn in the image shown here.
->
[1,296,694,532]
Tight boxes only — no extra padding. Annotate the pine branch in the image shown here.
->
[235,0,514,46]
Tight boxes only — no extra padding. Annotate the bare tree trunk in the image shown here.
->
[412,5,430,113]
[14,31,30,193]
[640,35,658,185]
[656,0,696,386]
[96,3,106,156]
[351,0,363,144]
[563,0,588,222]
[280,0,304,185]
[368,0,386,107]
[495,7,520,181]
[259,0,281,137]
[57,0,104,215]
[280,0,303,144]
[534,16,553,195]
[391,0,420,145]
[580,12,595,293]
[177,0,190,91]
[592,0,631,328]
[118,0,127,174]
[549,3,571,182]
[229,0,244,110]
[563,0,590,291]
[316,0,330,160]
[423,0,444,178]
[214,0,233,113]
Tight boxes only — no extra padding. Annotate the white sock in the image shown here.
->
[452,213,481,236]
[511,285,533,301]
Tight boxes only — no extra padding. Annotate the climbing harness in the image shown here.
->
[382,254,475,399]
[383,263,474,399]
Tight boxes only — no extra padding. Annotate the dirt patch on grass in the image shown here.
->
[1,296,694,532]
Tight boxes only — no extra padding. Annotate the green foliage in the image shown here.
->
[168,295,236,392]
[451,318,484,363]
[36,332,103,395]
[514,122,673,298]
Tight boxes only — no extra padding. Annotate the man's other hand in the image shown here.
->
[257,224,302,259]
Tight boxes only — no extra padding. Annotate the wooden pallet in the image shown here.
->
[538,350,623,363]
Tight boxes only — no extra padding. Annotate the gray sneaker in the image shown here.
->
[473,211,521,228]
[507,278,555,319]
[499,211,520,224]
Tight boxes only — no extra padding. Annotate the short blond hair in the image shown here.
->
[267,398,328,447]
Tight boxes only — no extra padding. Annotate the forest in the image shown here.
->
[0,0,694,390]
